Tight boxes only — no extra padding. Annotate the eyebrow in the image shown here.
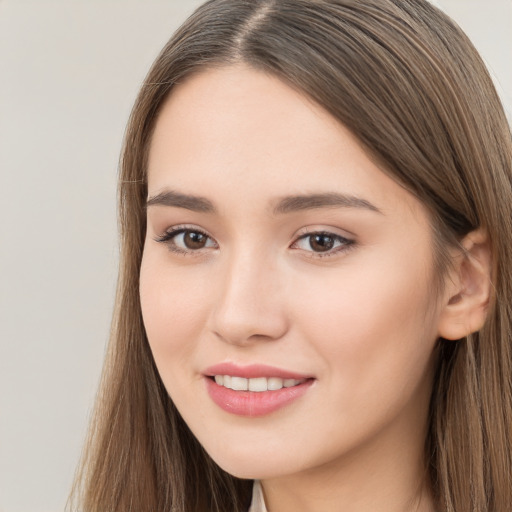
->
[272,193,382,215]
[146,190,215,213]
[145,190,381,215]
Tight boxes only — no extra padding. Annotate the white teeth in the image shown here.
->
[248,377,267,392]
[267,377,284,390]
[213,375,303,392]
[230,376,248,391]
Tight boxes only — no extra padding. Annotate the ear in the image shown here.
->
[437,229,492,340]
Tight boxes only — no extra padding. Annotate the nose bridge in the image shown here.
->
[209,245,288,345]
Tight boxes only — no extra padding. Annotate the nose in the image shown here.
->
[208,251,289,346]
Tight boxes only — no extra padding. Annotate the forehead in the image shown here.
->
[147,64,427,225]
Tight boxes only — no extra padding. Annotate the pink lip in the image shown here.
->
[205,378,313,417]
[204,362,311,380]
[203,362,314,417]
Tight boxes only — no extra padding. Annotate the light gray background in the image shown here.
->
[0,1,510,511]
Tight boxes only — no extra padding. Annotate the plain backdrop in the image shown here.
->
[0,1,510,511]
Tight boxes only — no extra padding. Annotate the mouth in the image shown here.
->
[210,375,306,392]
[203,363,314,417]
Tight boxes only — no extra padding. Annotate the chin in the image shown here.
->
[203,445,280,479]
[206,442,310,481]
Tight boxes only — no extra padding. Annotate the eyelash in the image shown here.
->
[291,230,355,258]
[154,225,217,256]
[154,226,355,258]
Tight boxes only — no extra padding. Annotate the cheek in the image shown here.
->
[139,250,210,370]
[290,250,438,397]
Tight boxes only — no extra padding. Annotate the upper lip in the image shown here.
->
[203,362,313,380]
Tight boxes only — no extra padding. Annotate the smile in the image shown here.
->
[213,375,305,392]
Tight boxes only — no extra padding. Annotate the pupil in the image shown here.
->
[184,231,206,249]
[310,234,334,252]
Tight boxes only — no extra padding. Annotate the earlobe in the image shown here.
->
[437,229,492,341]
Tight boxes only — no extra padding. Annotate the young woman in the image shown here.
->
[71,1,512,511]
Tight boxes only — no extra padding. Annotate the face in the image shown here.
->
[140,65,446,481]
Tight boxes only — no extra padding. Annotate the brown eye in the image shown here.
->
[292,231,354,256]
[308,234,335,252]
[155,227,217,253]
[183,230,208,249]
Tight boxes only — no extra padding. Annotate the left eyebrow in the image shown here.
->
[272,193,382,215]
[145,190,216,213]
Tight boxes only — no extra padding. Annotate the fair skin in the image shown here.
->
[140,65,488,512]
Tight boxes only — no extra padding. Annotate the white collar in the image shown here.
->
[248,481,268,512]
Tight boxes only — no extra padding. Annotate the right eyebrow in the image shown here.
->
[272,192,382,215]
[145,190,216,213]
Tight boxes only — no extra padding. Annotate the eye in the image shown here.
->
[292,231,354,256]
[155,226,217,254]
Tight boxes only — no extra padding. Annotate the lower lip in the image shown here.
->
[205,377,314,417]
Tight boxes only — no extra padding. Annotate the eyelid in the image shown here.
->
[154,224,218,254]
[294,224,356,239]
[290,227,356,257]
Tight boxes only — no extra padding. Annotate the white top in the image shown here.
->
[248,481,268,512]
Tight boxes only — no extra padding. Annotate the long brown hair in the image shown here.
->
[71,1,512,510]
